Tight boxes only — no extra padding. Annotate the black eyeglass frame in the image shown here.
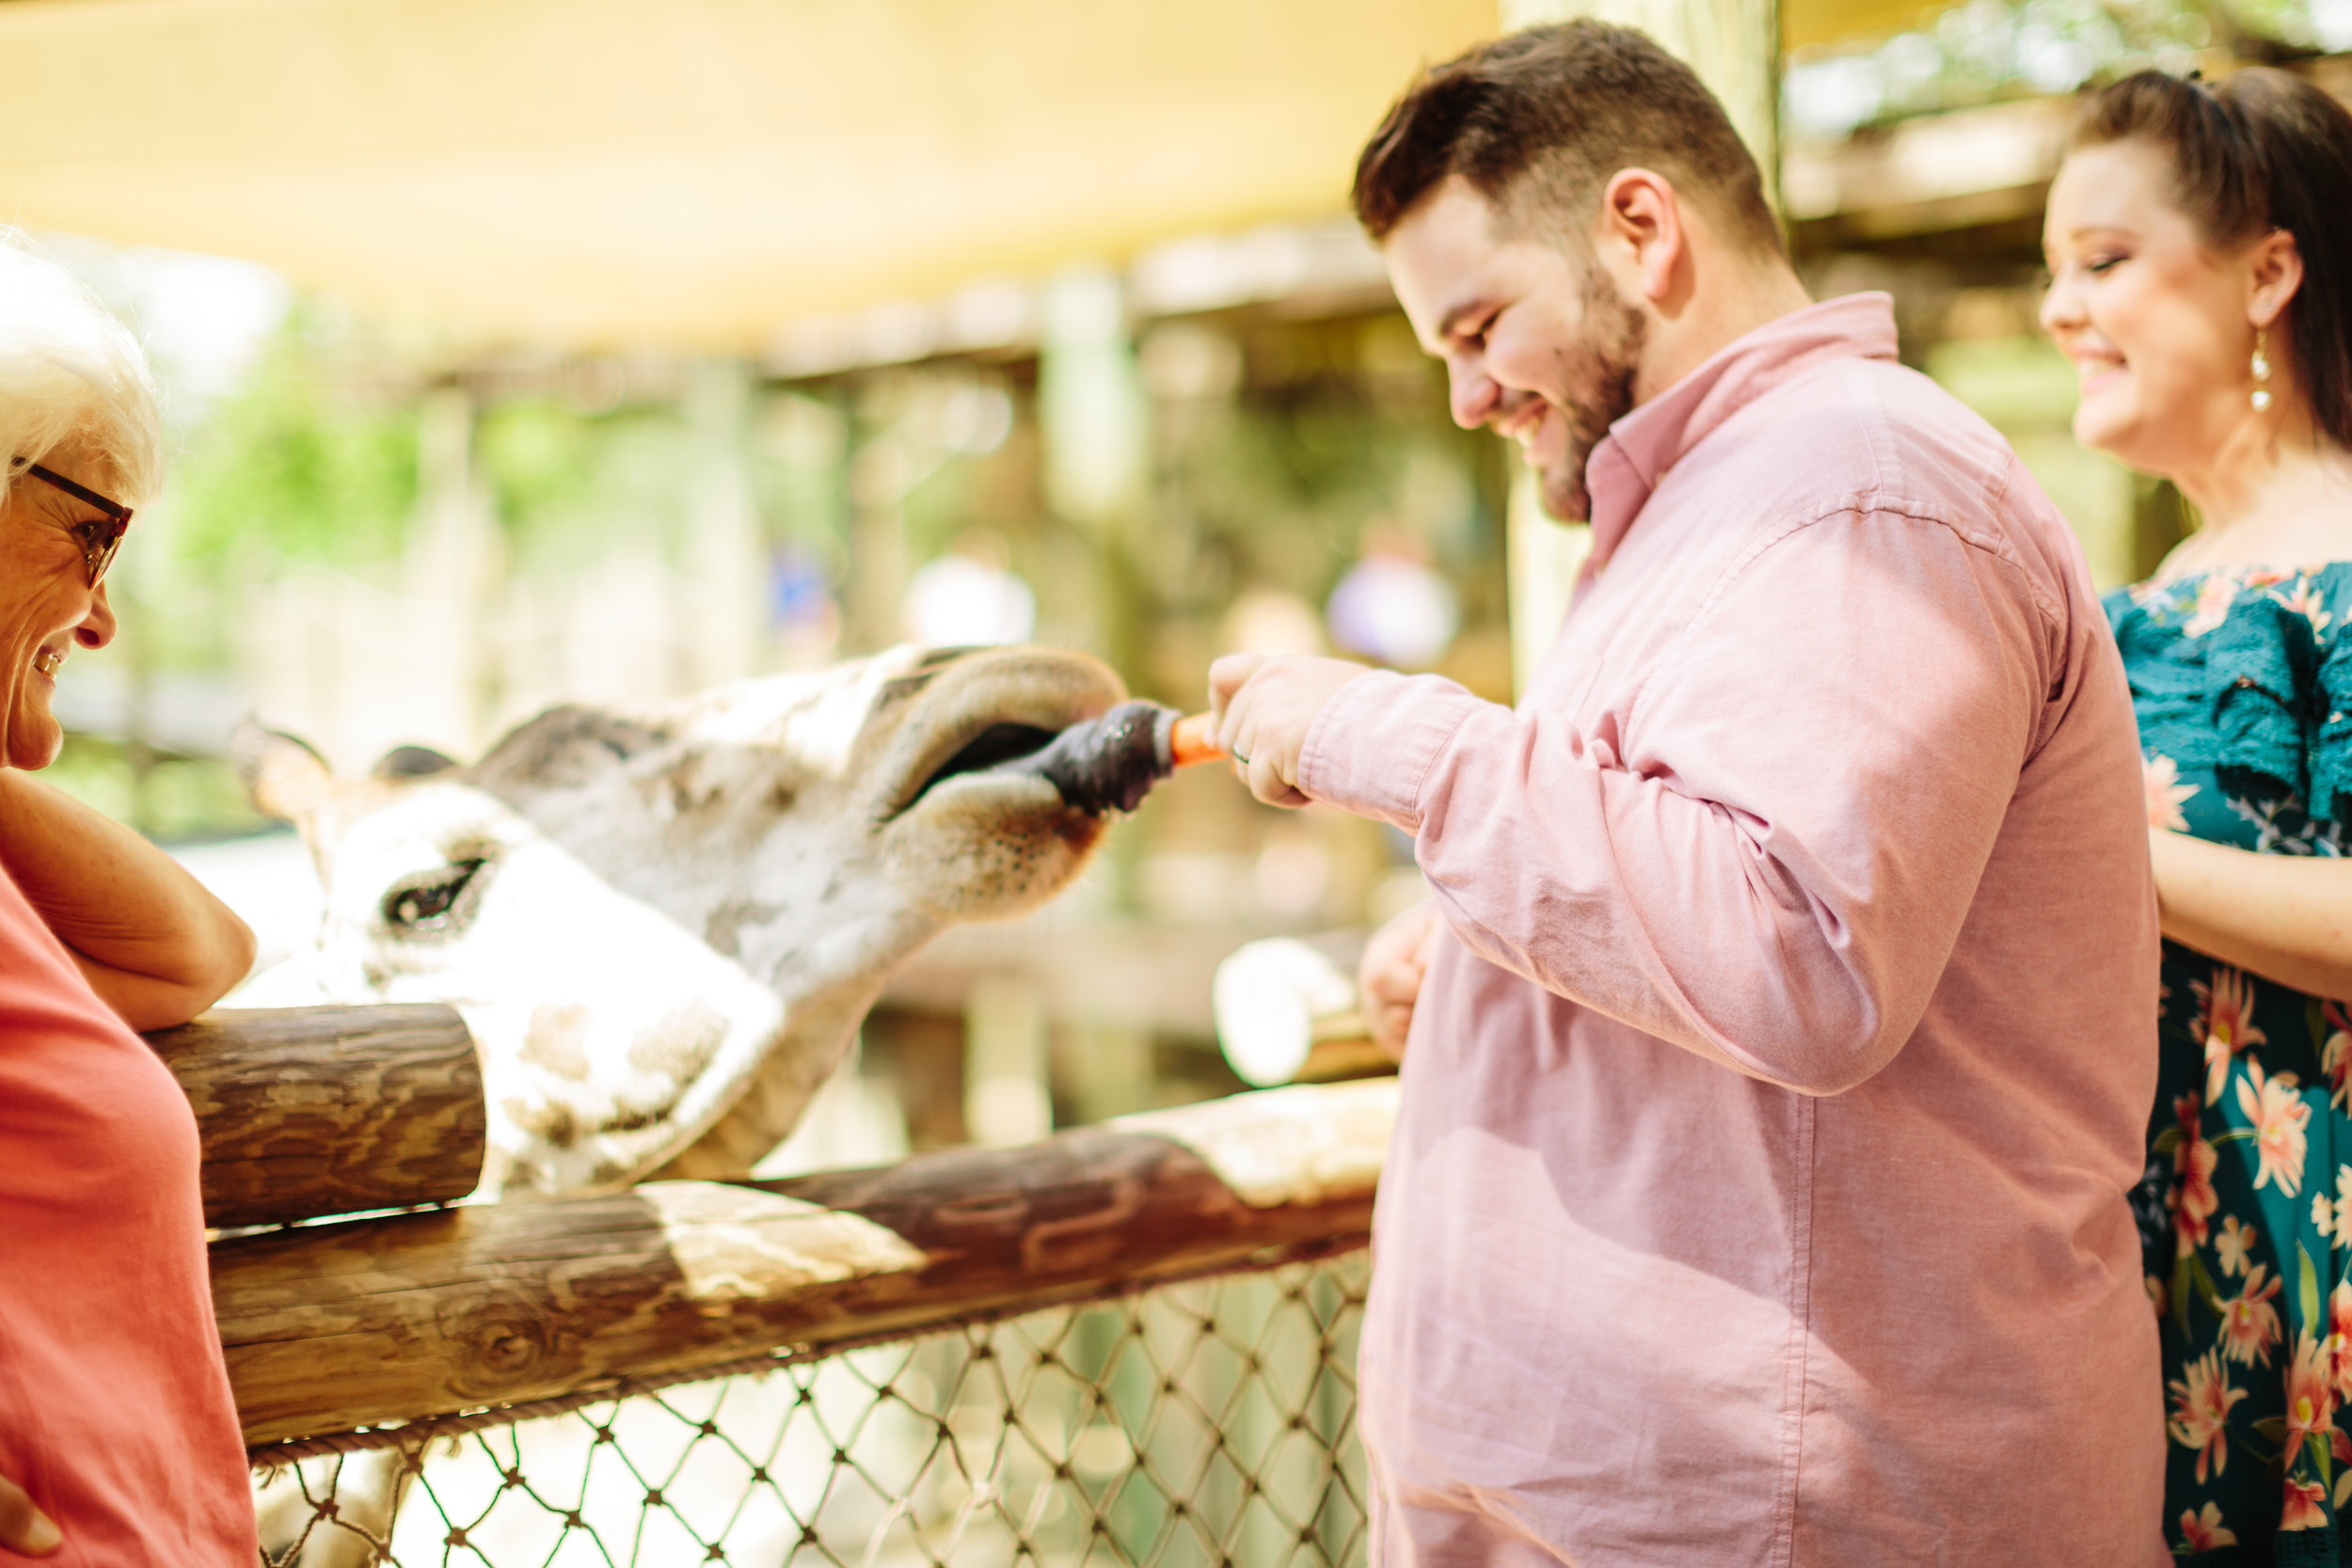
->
[22,463,133,588]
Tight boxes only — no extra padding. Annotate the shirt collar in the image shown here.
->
[1583,292,1899,567]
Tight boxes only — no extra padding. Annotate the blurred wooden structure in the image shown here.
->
[1785,55,2352,251]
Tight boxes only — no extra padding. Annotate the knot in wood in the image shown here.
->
[435,1284,565,1400]
[472,1321,547,1375]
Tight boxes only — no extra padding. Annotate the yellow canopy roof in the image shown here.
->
[0,0,1505,350]
[1780,0,1947,52]
[0,0,1907,352]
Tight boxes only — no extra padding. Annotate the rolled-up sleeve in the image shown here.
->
[1297,510,2048,1095]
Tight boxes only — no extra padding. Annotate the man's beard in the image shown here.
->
[1531,276,1646,523]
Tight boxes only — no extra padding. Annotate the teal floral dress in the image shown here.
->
[2110,564,2352,1562]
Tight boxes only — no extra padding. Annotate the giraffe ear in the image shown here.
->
[232,721,335,827]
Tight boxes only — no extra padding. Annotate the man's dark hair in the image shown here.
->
[1352,21,1782,258]
[2071,68,2352,452]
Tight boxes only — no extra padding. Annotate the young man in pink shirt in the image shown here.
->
[1211,23,2166,1565]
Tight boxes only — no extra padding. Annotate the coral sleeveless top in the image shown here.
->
[0,859,255,1564]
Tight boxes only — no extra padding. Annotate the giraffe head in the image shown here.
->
[238,644,1127,1194]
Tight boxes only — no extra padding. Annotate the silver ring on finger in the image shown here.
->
[1231,749,1251,766]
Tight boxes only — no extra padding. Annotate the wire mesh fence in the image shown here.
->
[253,1246,1371,1568]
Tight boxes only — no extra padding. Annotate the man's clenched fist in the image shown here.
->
[1359,898,1441,1062]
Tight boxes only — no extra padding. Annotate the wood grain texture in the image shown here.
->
[218,1082,1388,1448]
[150,1005,485,1228]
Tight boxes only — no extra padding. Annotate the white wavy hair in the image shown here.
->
[0,231,163,512]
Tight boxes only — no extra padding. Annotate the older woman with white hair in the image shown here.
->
[0,236,257,1560]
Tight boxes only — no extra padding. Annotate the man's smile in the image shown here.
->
[1491,395,1553,447]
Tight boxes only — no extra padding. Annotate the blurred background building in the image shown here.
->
[0,0,2328,1154]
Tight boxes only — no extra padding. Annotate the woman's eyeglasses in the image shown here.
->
[23,464,133,588]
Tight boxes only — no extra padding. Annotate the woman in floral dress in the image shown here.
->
[2044,71,2352,1560]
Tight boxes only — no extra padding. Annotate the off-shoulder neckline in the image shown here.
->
[2138,562,2352,592]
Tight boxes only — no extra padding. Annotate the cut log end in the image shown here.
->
[151,1004,486,1229]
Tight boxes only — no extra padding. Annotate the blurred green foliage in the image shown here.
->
[475,401,602,530]
[87,300,1507,834]
[477,390,854,576]
[170,325,420,576]
[1784,0,2351,142]
[480,403,694,573]
[1156,321,1504,618]
[44,736,269,843]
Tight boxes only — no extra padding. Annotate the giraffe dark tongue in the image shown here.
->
[983,701,1179,815]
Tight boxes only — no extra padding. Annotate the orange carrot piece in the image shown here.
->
[1169,712,1225,768]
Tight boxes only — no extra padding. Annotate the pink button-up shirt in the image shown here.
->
[1297,293,2165,1566]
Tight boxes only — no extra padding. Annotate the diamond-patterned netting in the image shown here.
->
[253,1248,1371,1568]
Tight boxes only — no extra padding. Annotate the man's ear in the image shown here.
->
[1598,167,1688,308]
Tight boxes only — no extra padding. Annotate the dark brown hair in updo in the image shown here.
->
[2070,69,2352,450]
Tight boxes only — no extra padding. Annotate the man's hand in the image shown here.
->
[1207,655,1370,808]
[0,1469,61,1557]
[1360,898,1441,1062]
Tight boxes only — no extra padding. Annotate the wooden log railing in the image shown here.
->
[151,1005,484,1229]
[215,1077,1396,1450]
[154,1003,1389,1450]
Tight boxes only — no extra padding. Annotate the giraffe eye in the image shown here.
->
[381,857,488,935]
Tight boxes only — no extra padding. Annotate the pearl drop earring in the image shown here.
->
[2252,328,2273,413]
